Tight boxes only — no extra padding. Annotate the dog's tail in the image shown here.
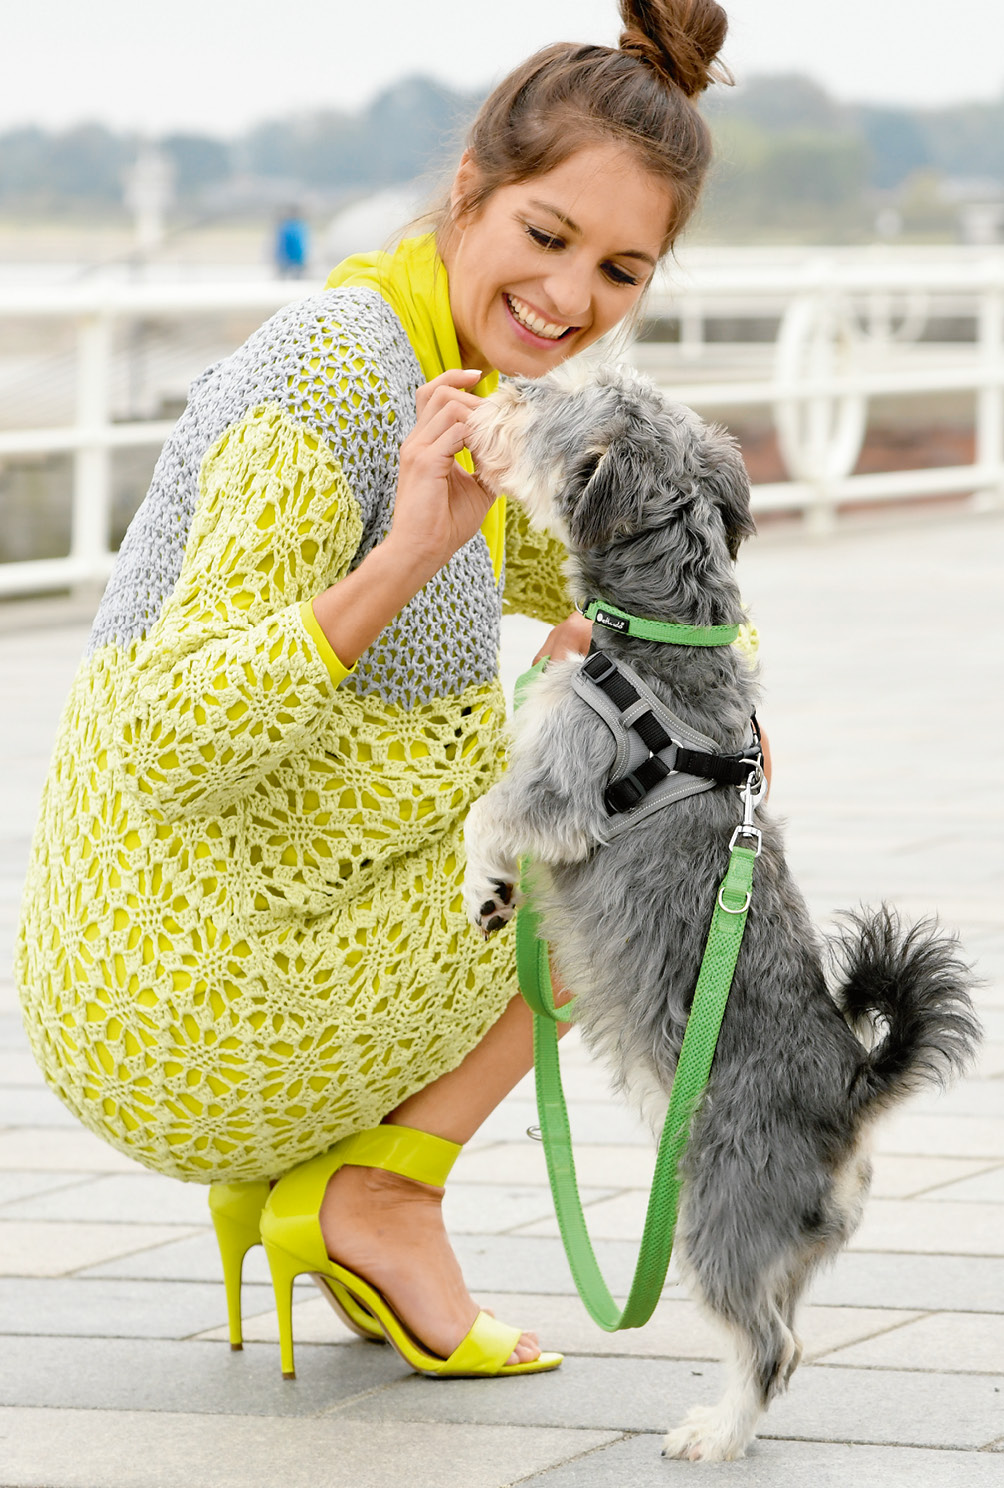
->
[831,907,981,1116]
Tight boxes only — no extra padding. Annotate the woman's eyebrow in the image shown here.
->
[528,200,657,268]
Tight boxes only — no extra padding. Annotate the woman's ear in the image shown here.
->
[450,151,480,218]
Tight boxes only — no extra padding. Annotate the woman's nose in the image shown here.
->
[543,264,592,324]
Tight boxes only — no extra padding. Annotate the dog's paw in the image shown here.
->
[662,1407,749,1463]
[463,875,519,938]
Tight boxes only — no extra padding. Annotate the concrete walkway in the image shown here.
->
[1,509,1002,1487]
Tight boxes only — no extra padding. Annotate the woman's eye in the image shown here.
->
[526,225,564,251]
[604,262,639,287]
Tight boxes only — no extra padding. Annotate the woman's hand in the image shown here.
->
[385,368,495,582]
[533,611,593,665]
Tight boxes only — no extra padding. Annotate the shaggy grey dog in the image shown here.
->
[462,362,980,1463]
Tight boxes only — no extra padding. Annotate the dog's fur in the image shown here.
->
[462,362,981,1462]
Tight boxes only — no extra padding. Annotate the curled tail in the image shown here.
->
[831,907,982,1115]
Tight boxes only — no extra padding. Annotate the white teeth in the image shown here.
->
[506,293,571,340]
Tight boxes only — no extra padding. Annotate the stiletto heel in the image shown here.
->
[209,1178,385,1349]
[260,1124,562,1380]
[264,1239,301,1379]
[208,1181,269,1350]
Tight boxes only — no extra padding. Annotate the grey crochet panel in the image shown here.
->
[88,287,503,709]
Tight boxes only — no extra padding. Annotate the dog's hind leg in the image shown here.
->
[662,1243,804,1462]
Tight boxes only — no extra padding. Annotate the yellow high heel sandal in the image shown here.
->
[208,1180,384,1348]
[260,1124,563,1380]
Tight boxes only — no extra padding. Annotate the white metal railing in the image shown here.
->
[1,251,1004,597]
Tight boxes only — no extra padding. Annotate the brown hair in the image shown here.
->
[442,1,731,254]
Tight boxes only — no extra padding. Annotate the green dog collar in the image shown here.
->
[582,598,740,648]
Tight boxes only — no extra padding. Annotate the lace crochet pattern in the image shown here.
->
[18,295,575,1183]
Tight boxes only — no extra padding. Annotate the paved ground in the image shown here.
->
[1,508,1002,1486]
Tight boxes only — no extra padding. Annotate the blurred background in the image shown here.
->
[2,0,1004,586]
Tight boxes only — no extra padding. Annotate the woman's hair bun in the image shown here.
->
[618,0,730,98]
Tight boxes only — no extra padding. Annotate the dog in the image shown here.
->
[461,362,980,1462]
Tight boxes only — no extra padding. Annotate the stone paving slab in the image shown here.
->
[976,1042,1004,1077]
[867,1154,1001,1199]
[0,1170,88,1206]
[925,1165,1004,1203]
[520,1434,1004,1487]
[198,1288,923,1363]
[76,1230,276,1286]
[0,1407,620,1488]
[869,1112,1004,1160]
[512,1189,1004,1254]
[443,1181,614,1235]
[0,1219,204,1277]
[909,1079,1004,1118]
[804,1251,1004,1312]
[822,1310,1004,1372]
[329,1353,1004,1449]
[455,1141,1002,1201]
[0,1276,274,1339]
[0,1334,408,1416]
[0,1049,44,1085]
[0,1125,144,1171]
[0,1171,221,1225]
[0,1084,87,1126]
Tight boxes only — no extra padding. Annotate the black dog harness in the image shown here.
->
[574,649,762,840]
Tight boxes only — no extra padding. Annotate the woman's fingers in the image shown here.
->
[403,403,471,466]
[415,367,483,419]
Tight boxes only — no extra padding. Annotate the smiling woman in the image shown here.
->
[17,0,733,1386]
[442,144,672,374]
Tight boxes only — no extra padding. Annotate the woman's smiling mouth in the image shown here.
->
[503,292,578,343]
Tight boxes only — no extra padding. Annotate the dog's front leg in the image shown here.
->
[464,664,609,937]
[463,769,595,938]
[463,786,524,936]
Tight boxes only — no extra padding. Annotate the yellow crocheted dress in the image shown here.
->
[15,236,574,1183]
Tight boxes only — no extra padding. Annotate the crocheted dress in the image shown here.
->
[15,236,573,1183]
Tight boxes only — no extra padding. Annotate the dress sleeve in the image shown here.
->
[502,498,575,626]
[115,402,365,821]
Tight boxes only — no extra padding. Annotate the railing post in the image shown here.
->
[71,310,114,591]
[974,277,1004,511]
[679,297,704,361]
[773,283,867,536]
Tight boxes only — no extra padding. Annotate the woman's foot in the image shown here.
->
[319,1162,541,1365]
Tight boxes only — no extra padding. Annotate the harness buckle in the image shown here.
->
[605,776,647,814]
[581,652,619,687]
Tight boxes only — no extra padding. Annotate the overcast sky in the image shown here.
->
[5,0,1003,134]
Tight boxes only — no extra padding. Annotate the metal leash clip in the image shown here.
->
[728,761,765,857]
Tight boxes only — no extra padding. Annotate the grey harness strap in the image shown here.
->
[573,650,760,842]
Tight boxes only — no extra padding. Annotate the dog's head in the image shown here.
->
[467,362,755,565]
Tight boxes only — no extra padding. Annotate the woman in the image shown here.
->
[17,1,734,1376]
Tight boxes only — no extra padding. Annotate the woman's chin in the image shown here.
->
[492,341,577,379]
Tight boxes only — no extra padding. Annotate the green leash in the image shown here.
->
[512,660,757,1331]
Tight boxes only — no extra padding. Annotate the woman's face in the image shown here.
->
[442,142,673,378]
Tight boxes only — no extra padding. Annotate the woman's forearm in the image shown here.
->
[311,538,435,670]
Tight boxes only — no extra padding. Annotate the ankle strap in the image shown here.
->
[339,1124,461,1187]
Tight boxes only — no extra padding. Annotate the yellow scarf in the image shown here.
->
[325,233,504,580]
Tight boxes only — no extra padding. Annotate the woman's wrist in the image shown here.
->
[311,538,435,669]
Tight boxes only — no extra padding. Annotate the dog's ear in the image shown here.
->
[701,426,756,560]
[559,425,647,549]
